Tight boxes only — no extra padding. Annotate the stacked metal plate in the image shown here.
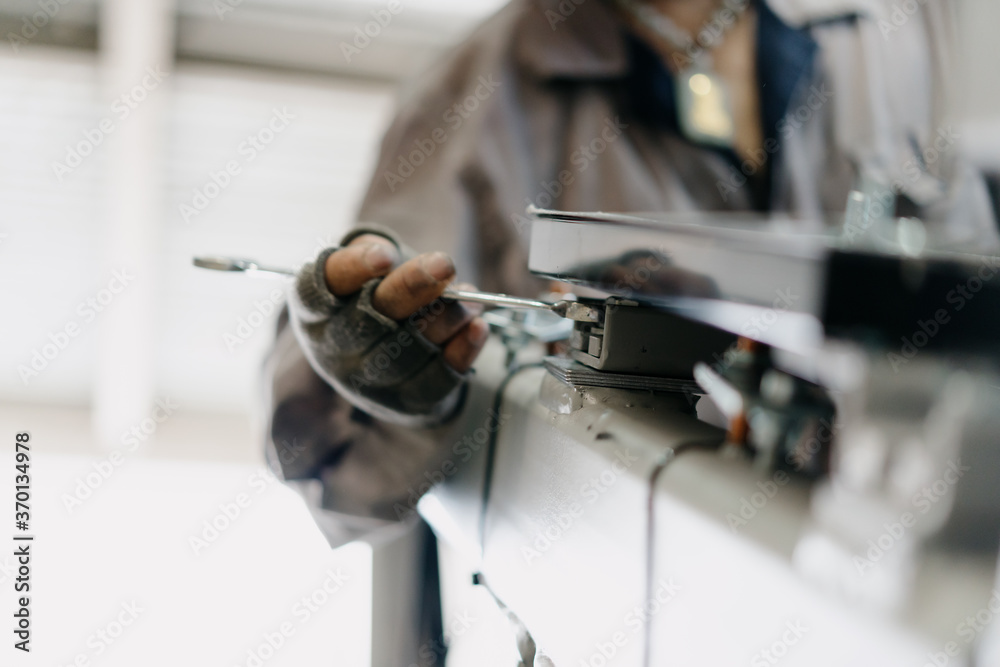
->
[543,356,701,394]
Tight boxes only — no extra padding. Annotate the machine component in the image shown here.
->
[203,213,1000,665]
[420,208,1000,667]
[482,309,573,342]
[822,250,1000,359]
[543,356,699,395]
[526,207,1000,359]
[434,336,1000,667]
[566,297,735,377]
[484,308,571,370]
[526,207,828,353]
[694,341,835,478]
[442,289,602,323]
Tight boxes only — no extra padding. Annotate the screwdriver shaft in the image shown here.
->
[193,255,600,321]
[442,288,554,312]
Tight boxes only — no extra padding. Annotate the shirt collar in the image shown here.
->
[514,0,873,81]
[622,0,824,210]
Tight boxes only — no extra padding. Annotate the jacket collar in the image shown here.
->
[514,0,874,81]
[767,0,876,26]
[514,0,630,79]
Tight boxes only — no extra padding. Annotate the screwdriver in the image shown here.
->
[192,255,601,322]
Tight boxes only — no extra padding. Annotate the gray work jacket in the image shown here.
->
[265,0,997,552]
[264,1,997,662]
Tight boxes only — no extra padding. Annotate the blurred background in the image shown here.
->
[0,1,507,665]
[0,0,998,665]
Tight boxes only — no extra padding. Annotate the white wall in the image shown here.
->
[0,49,395,416]
[955,0,1000,169]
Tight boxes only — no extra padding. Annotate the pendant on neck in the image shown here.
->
[675,61,735,149]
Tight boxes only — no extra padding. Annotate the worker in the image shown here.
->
[264,0,997,664]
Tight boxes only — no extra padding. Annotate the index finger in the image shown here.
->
[323,235,400,296]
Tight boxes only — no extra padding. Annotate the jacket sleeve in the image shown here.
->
[259,65,522,549]
[263,305,459,548]
[259,3,547,546]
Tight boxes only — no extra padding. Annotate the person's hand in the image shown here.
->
[323,234,490,373]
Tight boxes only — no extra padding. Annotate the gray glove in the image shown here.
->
[288,230,469,427]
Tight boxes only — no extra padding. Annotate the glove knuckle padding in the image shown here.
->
[293,257,467,426]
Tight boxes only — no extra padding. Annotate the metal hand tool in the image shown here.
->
[192,255,601,322]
